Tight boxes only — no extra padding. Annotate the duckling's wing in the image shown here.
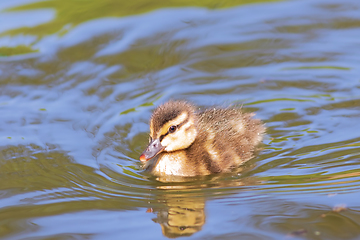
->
[198,108,265,168]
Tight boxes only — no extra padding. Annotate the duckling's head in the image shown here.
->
[140,101,198,162]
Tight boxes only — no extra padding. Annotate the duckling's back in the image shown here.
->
[185,108,265,174]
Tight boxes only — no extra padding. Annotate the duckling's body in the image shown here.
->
[140,101,265,177]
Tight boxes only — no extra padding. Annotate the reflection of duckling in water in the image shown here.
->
[152,196,205,238]
[148,174,261,238]
[140,100,265,177]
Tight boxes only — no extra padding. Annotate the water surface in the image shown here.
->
[1,0,360,239]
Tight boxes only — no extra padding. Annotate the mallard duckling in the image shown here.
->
[140,100,265,177]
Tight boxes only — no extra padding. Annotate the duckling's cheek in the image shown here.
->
[186,127,197,144]
[161,137,174,151]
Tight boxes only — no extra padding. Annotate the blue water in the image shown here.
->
[1,0,360,239]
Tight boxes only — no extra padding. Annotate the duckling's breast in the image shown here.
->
[152,151,188,176]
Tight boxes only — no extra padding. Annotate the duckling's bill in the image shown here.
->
[140,138,165,162]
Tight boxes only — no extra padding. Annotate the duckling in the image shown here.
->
[140,100,265,177]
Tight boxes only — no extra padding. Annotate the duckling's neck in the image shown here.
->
[147,135,213,177]
[151,151,189,176]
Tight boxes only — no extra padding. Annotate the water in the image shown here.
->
[1,0,360,239]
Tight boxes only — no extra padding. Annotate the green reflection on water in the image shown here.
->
[2,0,281,37]
[120,101,155,115]
[270,134,304,143]
[0,45,38,57]
[282,66,351,71]
[248,98,313,105]
[120,108,136,115]
[260,168,360,189]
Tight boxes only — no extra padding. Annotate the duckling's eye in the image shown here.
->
[169,125,177,133]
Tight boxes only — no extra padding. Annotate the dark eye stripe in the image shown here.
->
[159,115,190,141]
[183,126,191,133]
[159,132,168,142]
[177,115,190,128]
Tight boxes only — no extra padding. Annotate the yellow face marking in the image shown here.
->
[150,121,154,137]
[157,112,188,137]
[161,117,197,152]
